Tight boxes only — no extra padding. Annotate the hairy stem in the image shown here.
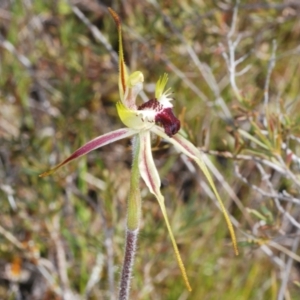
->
[119,229,139,300]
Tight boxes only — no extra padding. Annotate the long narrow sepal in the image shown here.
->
[158,203,192,292]
[152,126,239,256]
[108,8,128,100]
[138,131,192,291]
[40,128,137,177]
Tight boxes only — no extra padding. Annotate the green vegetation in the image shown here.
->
[1,1,300,299]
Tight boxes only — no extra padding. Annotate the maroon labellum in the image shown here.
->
[138,98,181,137]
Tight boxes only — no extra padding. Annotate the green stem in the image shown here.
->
[127,136,141,230]
[119,137,141,300]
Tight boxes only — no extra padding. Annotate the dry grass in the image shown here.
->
[1,1,300,299]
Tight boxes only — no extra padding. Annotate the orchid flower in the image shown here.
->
[40,8,238,295]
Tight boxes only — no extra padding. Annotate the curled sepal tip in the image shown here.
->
[108,8,128,100]
[39,164,63,178]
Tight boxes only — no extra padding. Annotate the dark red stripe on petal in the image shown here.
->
[172,134,198,157]
[139,133,160,196]
[40,128,135,177]
[142,136,156,193]
[66,129,129,161]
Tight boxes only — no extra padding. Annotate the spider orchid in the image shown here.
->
[40,8,238,293]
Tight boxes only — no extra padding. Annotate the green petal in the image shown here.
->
[138,131,192,291]
[116,102,155,131]
[116,102,142,129]
[152,126,239,256]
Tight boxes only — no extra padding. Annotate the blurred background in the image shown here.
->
[1,0,300,299]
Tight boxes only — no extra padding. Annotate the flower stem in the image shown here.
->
[119,137,141,300]
[119,228,139,300]
[127,137,141,231]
